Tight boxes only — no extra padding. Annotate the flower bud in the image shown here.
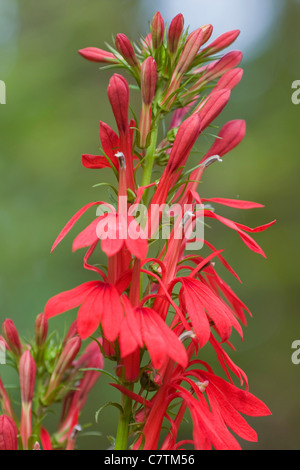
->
[195,88,231,129]
[0,377,14,419]
[214,67,244,92]
[151,11,164,49]
[175,28,203,75]
[19,350,36,404]
[2,319,22,358]
[201,24,213,45]
[202,29,240,56]
[186,51,242,96]
[161,29,203,110]
[43,337,81,406]
[115,34,140,69]
[168,14,184,54]
[53,337,82,379]
[139,57,157,148]
[35,313,48,348]
[201,120,246,161]
[141,57,157,106]
[203,50,242,82]
[62,320,78,347]
[0,415,18,450]
[78,47,117,63]
[19,351,36,449]
[107,74,129,137]
[166,114,202,173]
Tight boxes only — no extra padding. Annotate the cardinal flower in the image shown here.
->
[118,296,188,370]
[45,280,124,341]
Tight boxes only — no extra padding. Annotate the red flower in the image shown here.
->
[119,296,188,370]
[45,280,124,341]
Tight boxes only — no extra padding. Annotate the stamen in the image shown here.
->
[70,424,82,440]
[115,151,126,169]
[180,211,194,227]
[201,154,222,168]
[195,380,209,393]
[179,330,196,342]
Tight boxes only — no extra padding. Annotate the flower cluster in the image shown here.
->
[1,11,275,450]
[0,316,103,450]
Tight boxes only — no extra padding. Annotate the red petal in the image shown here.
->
[101,285,123,342]
[202,197,264,209]
[51,202,105,252]
[181,284,211,347]
[81,154,112,169]
[204,210,267,257]
[40,427,52,450]
[126,215,148,259]
[140,307,188,369]
[77,287,103,339]
[72,217,101,251]
[100,121,120,160]
[204,371,271,417]
[45,281,100,319]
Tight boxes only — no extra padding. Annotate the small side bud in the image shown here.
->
[19,350,36,404]
[19,350,36,450]
[141,57,157,106]
[0,415,18,450]
[2,319,22,358]
[139,57,157,148]
[43,337,81,405]
[78,47,117,64]
[53,337,82,380]
[201,24,213,45]
[35,313,48,348]
[115,34,140,69]
[202,29,240,56]
[168,13,184,54]
[151,11,164,49]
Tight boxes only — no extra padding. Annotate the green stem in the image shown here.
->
[141,125,159,202]
[114,384,133,450]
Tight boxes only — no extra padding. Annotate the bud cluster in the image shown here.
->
[0,316,103,450]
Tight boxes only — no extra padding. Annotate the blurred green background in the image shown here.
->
[0,0,299,450]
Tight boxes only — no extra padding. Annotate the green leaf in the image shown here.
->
[95,402,124,423]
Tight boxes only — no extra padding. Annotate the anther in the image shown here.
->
[201,155,222,168]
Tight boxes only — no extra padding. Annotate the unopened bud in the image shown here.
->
[78,47,117,64]
[202,29,240,56]
[141,57,157,106]
[0,377,14,419]
[43,337,81,405]
[0,415,18,450]
[175,28,203,76]
[35,313,48,348]
[19,350,36,404]
[2,319,22,357]
[214,67,244,92]
[53,337,81,379]
[115,34,140,69]
[151,11,164,49]
[107,74,129,137]
[168,13,184,54]
[201,24,213,45]
[63,320,78,347]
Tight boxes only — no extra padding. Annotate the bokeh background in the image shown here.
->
[0,0,299,450]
